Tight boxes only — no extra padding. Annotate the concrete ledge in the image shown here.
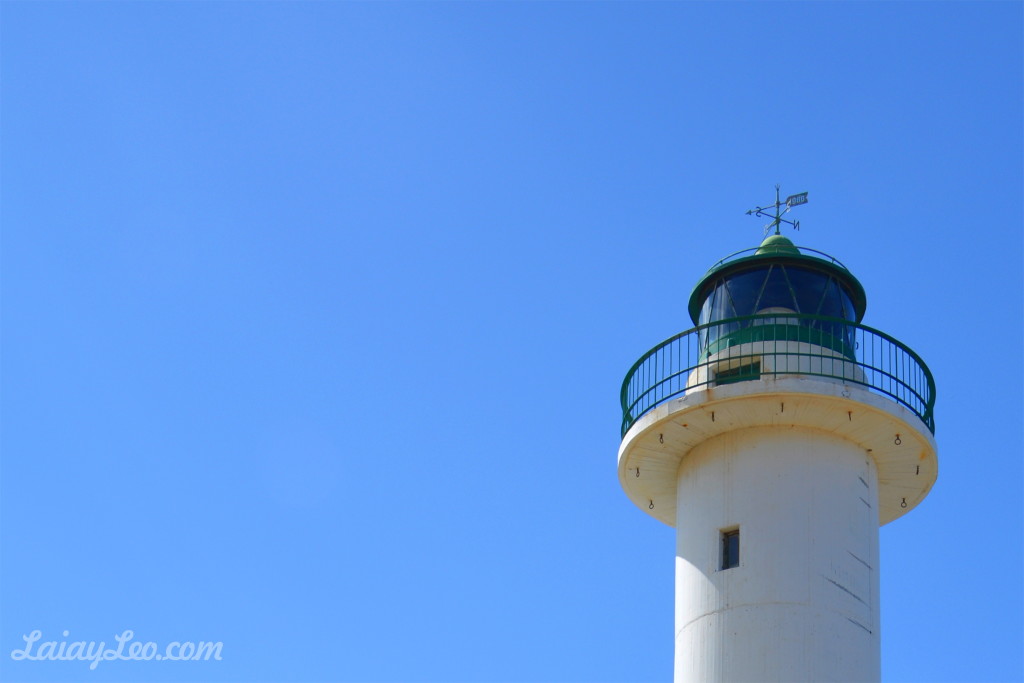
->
[617,376,938,527]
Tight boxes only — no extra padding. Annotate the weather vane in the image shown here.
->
[746,185,808,236]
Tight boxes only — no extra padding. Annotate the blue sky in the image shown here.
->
[1,2,1021,682]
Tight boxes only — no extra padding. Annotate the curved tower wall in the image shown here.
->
[674,426,880,682]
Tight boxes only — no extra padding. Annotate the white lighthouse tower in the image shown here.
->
[617,189,937,682]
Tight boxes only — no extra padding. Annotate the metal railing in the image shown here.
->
[620,314,935,437]
[702,245,851,274]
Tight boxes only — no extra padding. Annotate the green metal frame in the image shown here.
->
[620,314,936,437]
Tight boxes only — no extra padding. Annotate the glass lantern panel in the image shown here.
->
[819,279,844,318]
[711,281,738,322]
[722,267,770,318]
[786,267,829,315]
[840,287,857,321]
[754,265,796,313]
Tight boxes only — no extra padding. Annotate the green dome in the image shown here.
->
[755,234,800,256]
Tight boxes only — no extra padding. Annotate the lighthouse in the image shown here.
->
[617,189,937,682]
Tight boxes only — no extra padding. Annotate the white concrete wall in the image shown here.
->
[674,426,880,683]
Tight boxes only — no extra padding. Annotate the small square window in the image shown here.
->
[721,528,740,570]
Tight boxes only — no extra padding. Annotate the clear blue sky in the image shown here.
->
[2,2,1021,682]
